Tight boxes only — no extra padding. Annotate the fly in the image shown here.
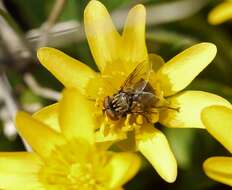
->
[103,60,156,121]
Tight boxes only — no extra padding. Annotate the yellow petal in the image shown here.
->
[149,53,165,72]
[59,88,95,144]
[37,47,96,93]
[95,130,127,142]
[203,156,232,186]
[136,125,177,183]
[201,105,232,153]
[159,91,232,129]
[122,4,147,73]
[149,53,165,88]
[0,152,44,190]
[156,43,217,96]
[15,112,66,158]
[208,2,232,25]
[33,103,60,132]
[85,75,119,100]
[84,0,121,72]
[116,131,136,151]
[96,141,113,151]
[107,152,140,188]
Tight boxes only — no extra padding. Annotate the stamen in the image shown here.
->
[38,141,108,190]
[136,115,144,125]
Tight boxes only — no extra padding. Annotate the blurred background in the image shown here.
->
[0,0,232,190]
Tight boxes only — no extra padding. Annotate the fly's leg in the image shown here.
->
[130,110,153,123]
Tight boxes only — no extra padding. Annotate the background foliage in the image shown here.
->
[0,0,232,190]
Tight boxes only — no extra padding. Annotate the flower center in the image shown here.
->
[93,82,172,139]
[38,140,109,190]
[91,70,178,137]
[67,163,105,190]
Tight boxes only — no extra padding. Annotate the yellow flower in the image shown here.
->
[36,0,232,183]
[202,105,232,186]
[0,88,140,190]
[208,0,232,25]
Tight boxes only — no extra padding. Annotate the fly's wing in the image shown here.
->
[132,92,156,112]
[121,60,152,93]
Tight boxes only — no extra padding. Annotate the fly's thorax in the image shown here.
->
[102,92,133,121]
[111,92,132,113]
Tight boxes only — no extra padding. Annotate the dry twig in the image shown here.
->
[24,73,60,101]
[37,0,67,47]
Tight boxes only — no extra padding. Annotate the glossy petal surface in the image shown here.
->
[136,125,177,183]
[204,156,232,186]
[107,152,140,188]
[37,47,96,93]
[208,2,232,25]
[202,105,232,153]
[84,0,121,72]
[59,88,95,144]
[156,43,217,96]
[33,103,60,132]
[160,91,232,129]
[0,152,44,190]
[122,4,147,73]
[16,112,65,158]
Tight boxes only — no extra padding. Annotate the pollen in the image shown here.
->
[38,140,109,190]
[136,115,144,125]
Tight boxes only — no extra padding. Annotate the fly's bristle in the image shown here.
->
[112,104,117,108]
[112,97,120,104]
[112,99,117,104]
[115,107,123,112]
